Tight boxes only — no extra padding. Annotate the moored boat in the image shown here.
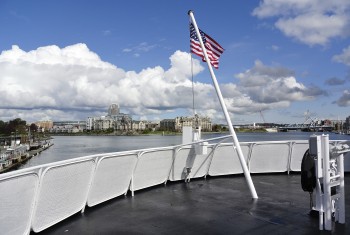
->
[265,127,278,132]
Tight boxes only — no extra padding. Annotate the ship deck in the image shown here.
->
[34,173,350,235]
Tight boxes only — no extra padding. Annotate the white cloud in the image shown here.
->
[325,77,346,86]
[234,60,326,111]
[333,45,350,66]
[252,0,350,46]
[102,30,112,36]
[0,45,206,121]
[122,42,157,56]
[0,44,326,123]
[0,44,114,68]
[271,45,280,51]
[336,89,350,106]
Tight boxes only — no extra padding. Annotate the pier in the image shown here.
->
[0,142,53,174]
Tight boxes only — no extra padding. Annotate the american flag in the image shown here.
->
[190,23,224,69]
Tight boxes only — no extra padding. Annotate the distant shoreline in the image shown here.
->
[48,128,269,137]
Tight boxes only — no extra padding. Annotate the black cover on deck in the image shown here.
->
[35,174,350,235]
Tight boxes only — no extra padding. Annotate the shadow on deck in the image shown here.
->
[35,173,350,235]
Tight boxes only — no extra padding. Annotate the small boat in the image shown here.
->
[265,127,278,132]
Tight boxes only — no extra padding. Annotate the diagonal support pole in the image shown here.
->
[188,10,258,199]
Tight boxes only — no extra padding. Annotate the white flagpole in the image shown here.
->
[188,10,258,199]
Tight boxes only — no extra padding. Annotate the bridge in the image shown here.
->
[278,110,334,132]
[278,124,333,132]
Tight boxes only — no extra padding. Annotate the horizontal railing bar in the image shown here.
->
[1,139,348,181]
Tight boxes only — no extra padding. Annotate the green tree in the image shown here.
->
[0,118,27,135]
[0,120,6,135]
[8,118,27,134]
[30,123,38,132]
[212,124,222,132]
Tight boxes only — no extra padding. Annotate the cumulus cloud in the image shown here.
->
[252,0,350,46]
[234,60,327,112]
[333,45,350,66]
[325,77,346,86]
[336,89,350,106]
[0,44,325,123]
[0,44,206,121]
[0,44,123,111]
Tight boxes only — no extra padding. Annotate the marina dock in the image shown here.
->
[0,142,53,174]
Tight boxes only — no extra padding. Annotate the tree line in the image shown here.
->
[0,118,38,136]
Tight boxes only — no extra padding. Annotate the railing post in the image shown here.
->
[321,135,332,230]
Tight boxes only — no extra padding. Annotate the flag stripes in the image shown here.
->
[189,23,224,69]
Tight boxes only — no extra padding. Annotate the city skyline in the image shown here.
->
[0,1,350,124]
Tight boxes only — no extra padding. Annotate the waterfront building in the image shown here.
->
[52,121,86,128]
[160,119,176,131]
[93,116,114,130]
[132,121,146,131]
[87,104,133,131]
[345,116,350,133]
[86,117,94,131]
[145,121,160,131]
[111,114,132,131]
[322,119,332,126]
[50,124,84,133]
[35,120,53,132]
[50,121,85,133]
[329,119,345,132]
[198,116,212,131]
[160,115,212,132]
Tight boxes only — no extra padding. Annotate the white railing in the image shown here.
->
[0,137,349,235]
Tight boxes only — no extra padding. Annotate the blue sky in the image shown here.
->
[0,0,349,124]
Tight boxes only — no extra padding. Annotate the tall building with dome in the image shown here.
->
[108,104,120,116]
[86,104,133,131]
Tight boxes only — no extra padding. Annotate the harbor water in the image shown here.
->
[19,132,350,169]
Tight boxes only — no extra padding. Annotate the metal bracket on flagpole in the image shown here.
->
[188,10,258,199]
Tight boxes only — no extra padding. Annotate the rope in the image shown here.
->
[190,54,196,115]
